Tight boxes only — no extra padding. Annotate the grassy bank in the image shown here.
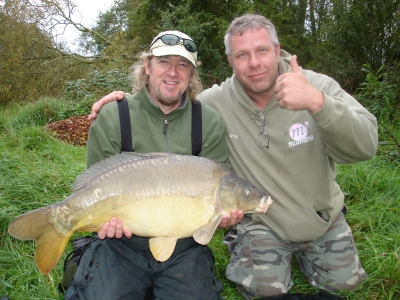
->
[1,98,399,299]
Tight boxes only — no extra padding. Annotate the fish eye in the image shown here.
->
[245,188,252,197]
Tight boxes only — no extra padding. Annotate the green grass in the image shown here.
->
[1,99,399,299]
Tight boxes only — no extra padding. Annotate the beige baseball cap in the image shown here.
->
[150,30,198,67]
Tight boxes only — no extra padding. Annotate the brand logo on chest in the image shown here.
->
[288,122,314,147]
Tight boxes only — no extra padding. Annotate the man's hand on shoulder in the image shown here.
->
[88,91,127,121]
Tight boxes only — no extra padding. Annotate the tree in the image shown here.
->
[312,0,400,92]
[0,0,128,103]
[116,0,252,86]
[0,4,73,103]
[2,0,399,105]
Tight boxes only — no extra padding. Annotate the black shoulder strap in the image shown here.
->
[117,97,201,155]
[117,97,133,152]
[191,100,202,156]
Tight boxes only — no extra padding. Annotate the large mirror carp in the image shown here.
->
[8,152,273,274]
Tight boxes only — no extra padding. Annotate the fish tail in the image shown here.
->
[8,207,72,274]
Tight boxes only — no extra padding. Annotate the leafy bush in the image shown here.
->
[57,97,96,120]
[354,65,400,163]
[355,65,399,122]
[63,68,132,102]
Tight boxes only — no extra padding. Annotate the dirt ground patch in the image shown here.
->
[45,115,90,146]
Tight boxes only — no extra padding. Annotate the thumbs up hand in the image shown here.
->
[289,54,302,73]
[274,55,324,113]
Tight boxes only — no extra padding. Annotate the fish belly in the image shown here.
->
[109,195,217,238]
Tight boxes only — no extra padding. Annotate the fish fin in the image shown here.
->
[72,152,160,191]
[8,207,52,240]
[8,207,71,274]
[145,152,174,157]
[149,237,178,262]
[193,214,222,245]
[36,228,71,274]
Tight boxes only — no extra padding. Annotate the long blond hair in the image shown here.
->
[130,52,203,100]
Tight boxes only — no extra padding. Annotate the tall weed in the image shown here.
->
[354,65,400,164]
[7,97,94,133]
[355,65,398,122]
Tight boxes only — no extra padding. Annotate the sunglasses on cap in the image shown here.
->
[151,34,198,53]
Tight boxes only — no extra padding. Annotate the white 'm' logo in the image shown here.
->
[289,123,308,141]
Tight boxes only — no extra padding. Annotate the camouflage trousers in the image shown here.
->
[224,213,367,299]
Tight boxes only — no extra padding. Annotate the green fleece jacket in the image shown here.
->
[199,50,378,242]
[87,88,228,168]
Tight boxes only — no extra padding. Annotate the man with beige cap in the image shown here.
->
[63,30,230,300]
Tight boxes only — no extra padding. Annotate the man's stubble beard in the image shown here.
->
[155,88,184,107]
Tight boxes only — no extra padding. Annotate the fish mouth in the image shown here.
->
[253,195,273,214]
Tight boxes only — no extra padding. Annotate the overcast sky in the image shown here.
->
[75,0,112,27]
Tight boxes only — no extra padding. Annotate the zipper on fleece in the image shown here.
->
[163,114,168,135]
[163,114,170,152]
